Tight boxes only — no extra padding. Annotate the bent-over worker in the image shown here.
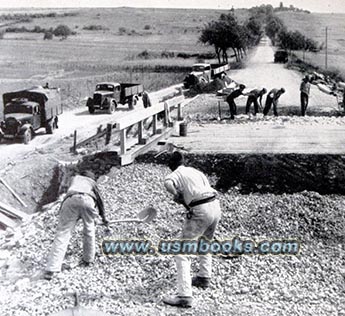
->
[263,88,286,116]
[44,170,108,280]
[163,151,221,308]
[245,88,267,115]
[226,84,246,120]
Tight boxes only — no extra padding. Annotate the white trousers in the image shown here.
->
[46,194,98,272]
[175,199,221,297]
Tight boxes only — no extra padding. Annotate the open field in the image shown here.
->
[277,12,345,78]
[0,7,228,80]
[0,7,246,115]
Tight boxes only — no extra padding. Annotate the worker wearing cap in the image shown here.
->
[226,84,246,120]
[300,76,311,116]
[263,88,286,116]
[163,152,221,308]
[44,170,108,280]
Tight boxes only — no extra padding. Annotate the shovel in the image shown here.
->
[105,206,157,225]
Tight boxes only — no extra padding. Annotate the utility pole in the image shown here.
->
[325,26,328,69]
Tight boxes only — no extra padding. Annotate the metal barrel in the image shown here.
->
[179,122,188,137]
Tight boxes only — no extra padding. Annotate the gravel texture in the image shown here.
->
[0,162,344,316]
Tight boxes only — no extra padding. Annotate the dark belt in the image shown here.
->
[189,195,216,208]
[62,192,96,205]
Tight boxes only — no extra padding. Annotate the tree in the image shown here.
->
[278,29,319,53]
[200,12,262,63]
[245,17,263,45]
[53,24,72,39]
[265,16,285,44]
[43,31,53,40]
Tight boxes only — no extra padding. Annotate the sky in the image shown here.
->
[0,0,344,13]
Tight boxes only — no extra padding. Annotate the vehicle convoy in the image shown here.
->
[86,82,144,114]
[0,86,62,144]
[183,63,230,88]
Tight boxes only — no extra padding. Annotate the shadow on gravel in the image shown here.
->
[137,152,345,195]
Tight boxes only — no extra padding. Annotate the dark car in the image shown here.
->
[274,50,288,63]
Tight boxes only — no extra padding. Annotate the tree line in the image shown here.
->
[265,14,319,52]
[199,4,319,64]
[199,10,264,63]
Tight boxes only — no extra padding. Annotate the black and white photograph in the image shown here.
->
[0,0,344,315]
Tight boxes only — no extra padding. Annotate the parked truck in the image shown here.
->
[0,86,62,144]
[183,63,230,89]
[86,82,144,114]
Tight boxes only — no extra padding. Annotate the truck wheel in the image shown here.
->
[107,102,115,114]
[133,95,138,106]
[23,129,32,144]
[88,106,95,114]
[46,120,54,134]
[128,97,134,110]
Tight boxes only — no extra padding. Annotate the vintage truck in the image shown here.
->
[0,86,62,144]
[86,82,144,114]
[183,63,230,89]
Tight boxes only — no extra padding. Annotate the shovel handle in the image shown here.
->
[106,218,143,224]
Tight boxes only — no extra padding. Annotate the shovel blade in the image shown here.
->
[138,206,157,223]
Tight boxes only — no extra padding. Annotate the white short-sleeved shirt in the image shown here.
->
[165,165,216,206]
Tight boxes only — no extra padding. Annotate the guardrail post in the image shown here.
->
[105,123,112,145]
[72,130,77,153]
[138,121,146,144]
[218,101,222,120]
[152,114,157,134]
[177,102,183,121]
[120,129,127,155]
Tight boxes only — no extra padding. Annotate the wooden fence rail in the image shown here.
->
[70,90,186,165]
[115,94,185,165]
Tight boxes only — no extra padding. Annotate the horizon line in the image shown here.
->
[0,5,343,14]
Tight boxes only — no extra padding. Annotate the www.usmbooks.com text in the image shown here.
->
[102,237,300,256]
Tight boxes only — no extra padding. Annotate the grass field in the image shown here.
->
[0,7,237,113]
[277,12,345,78]
[0,7,228,79]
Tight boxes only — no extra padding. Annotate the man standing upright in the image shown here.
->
[263,88,286,116]
[44,170,108,280]
[163,152,221,308]
[245,88,267,115]
[226,84,246,120]
[300,76,311,116]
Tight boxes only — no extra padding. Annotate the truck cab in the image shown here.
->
[184,63,230,89]
[0,86,62,144]
[190,63,212,82]
[87,81,143,114]
[87,82,121,114]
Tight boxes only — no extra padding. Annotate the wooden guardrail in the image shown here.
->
[70,85,184,153]
[70,124,116,153]
[115,94,185,165]
[70,92,186,165]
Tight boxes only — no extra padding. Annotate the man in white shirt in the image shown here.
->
[163,151,221,308]
[44,170,108,280]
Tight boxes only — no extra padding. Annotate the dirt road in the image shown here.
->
[0,84,181,170]
[0,105,131,168]
[229,37,338,112]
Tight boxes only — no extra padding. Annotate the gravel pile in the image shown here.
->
[0,162,344,316]
[183,93,344,120]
